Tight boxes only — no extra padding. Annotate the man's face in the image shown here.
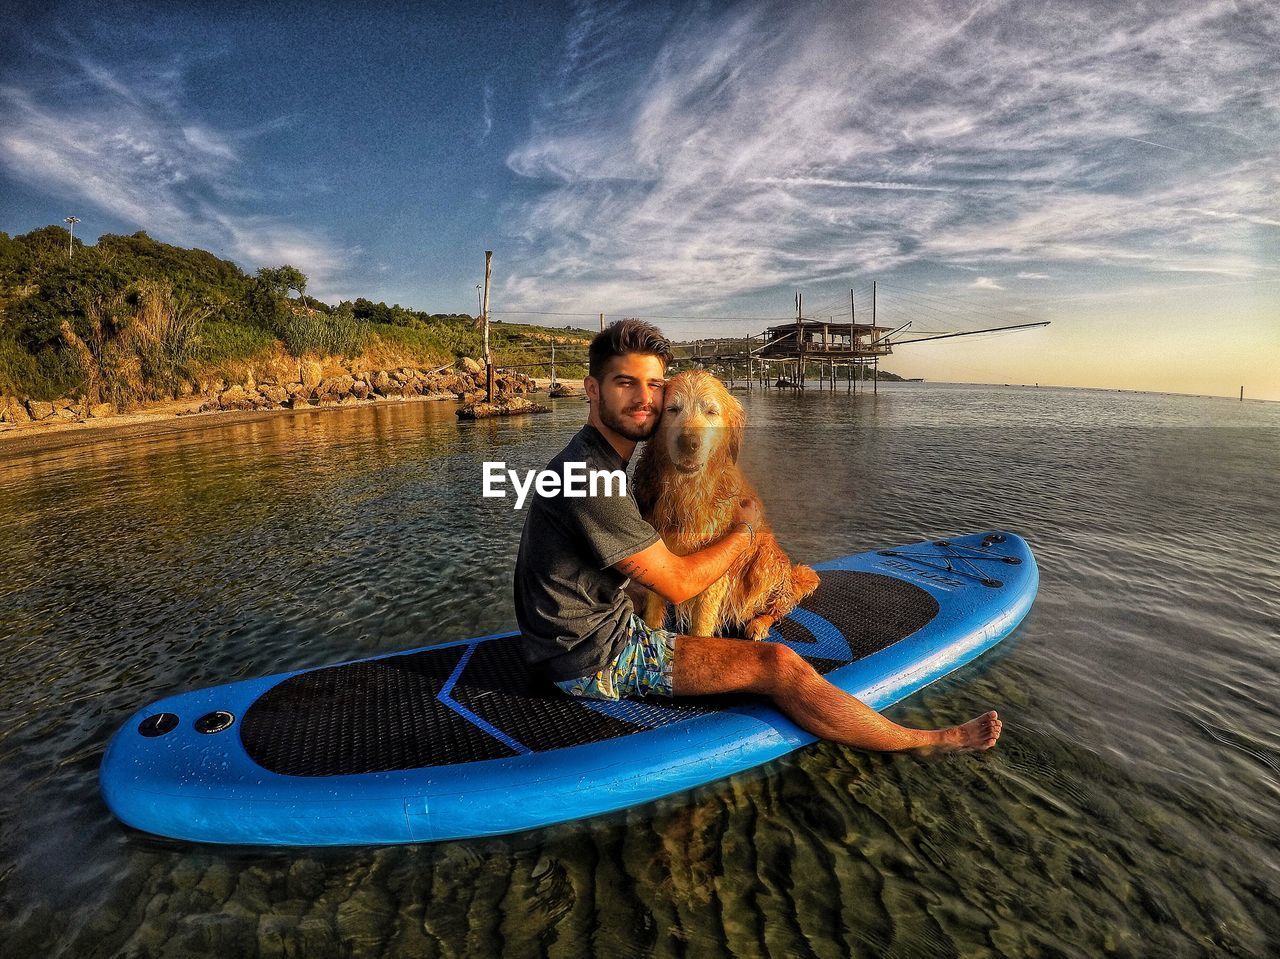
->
[587,353,666,442]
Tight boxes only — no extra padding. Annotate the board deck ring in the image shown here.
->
[138,713,179,738]
[194,711,235,734]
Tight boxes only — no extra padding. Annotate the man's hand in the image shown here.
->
[733,496,762,529]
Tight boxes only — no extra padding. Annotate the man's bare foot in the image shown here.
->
[933,710,1002,752]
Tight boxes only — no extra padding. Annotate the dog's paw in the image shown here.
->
[744,616,774,641]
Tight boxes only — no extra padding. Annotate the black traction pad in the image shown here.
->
[240,570,939,775]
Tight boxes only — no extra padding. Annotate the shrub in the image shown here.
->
[278,305,368,359]
[200,319,276,365]
[59,281,207,407]
[0,336,79,399]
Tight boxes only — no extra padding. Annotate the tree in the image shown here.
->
[0,231,20,285]
[278,265,308,307]
[244,276,289,332]
[255,267,287,297]
[257,264,309,307]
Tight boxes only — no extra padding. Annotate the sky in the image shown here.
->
[2,0,1277,399]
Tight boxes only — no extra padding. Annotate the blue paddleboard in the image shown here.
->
[100,530,1037,845]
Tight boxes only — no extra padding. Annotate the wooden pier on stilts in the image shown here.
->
[672,285,901,393]
[668,283,1048,394]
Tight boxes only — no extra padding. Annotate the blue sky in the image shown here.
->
[3,0,1278,397]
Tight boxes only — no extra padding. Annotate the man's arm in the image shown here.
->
[614,498,762,605]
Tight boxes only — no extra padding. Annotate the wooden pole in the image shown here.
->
[1240,386,1244,402]
[870,279,876,397]
[600,313,604,332]
[551,341,557,387]
[850,287,857,395]
[482,251,494,402]
[796,292,804,390]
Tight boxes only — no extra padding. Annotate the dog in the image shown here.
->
[633,370,820,639]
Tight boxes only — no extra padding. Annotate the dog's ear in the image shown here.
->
[725,392,745,464]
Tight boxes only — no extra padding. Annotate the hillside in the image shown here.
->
[0,226,592,404]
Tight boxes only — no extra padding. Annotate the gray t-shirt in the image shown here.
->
[514,424,660,681]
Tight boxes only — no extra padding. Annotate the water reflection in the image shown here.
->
[1,386,1278,957]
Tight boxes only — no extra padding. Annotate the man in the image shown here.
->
[514,319,1001,752]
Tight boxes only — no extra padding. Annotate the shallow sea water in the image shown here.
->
[1,383,1277,958]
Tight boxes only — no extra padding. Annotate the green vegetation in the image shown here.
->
[57,280,207,407]
[0,226,592,403]
[200,319,277,365]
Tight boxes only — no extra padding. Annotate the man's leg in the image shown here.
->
[671,636,1001,752]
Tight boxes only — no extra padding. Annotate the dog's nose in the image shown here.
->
[677,432,701,455]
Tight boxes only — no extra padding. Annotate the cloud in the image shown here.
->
[0,47,348,296]
[501,0,1280,312]
[972,277,1005,290]
[1120,136,1193,154]
[181,125,238,162]
[478,81,494,144]
[749,177,956,193]
[1017,272,1051,279]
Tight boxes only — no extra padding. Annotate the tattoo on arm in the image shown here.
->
[617,557,657,588]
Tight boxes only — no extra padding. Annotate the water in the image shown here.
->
[1,384,1277,958]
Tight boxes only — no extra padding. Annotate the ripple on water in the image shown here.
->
[1,388,1279,957]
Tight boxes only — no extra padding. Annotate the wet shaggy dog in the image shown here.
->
[633,370,820,639]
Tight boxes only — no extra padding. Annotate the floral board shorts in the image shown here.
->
[554,614,677,701]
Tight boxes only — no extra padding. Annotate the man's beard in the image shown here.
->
[599,394,659,442]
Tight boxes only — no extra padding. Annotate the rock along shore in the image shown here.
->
[0,357,551,444]
[198,358,537,414]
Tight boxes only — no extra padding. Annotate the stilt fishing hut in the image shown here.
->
[662,283,1049,392]
[756,319,894,391]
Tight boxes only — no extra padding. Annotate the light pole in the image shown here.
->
[64,216,80,261]
[481,252,493,402]
[476,284,482,319]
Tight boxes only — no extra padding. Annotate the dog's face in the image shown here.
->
[656,371,745,474]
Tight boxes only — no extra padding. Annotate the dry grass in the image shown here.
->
[353,334,452,373]
[61,281,207,408]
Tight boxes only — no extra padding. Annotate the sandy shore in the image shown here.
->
[0,397,213,453]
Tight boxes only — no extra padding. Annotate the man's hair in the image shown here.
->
[588,319,674,380]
